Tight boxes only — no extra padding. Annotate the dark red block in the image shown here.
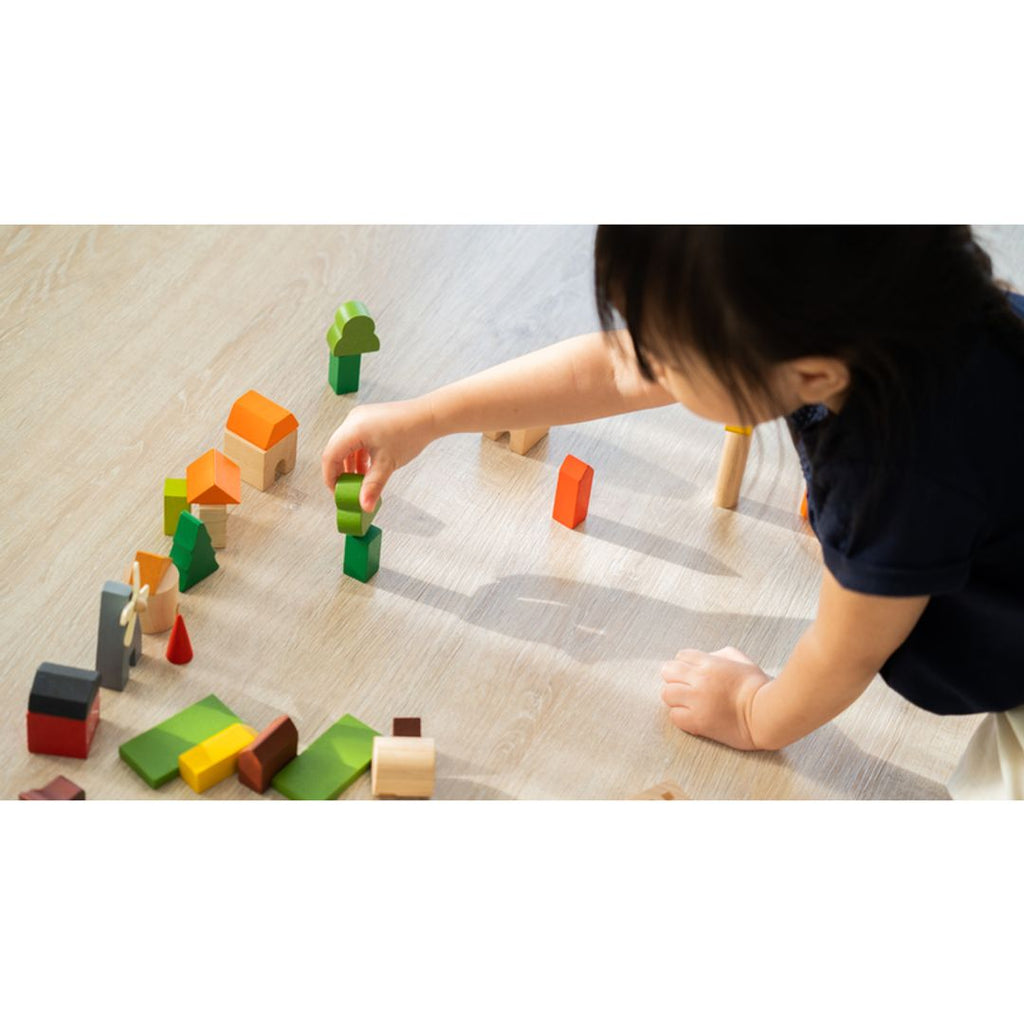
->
[393,717,422,737]
[26,695,100,759]
[238,715,299,793]
[19,775,86,800]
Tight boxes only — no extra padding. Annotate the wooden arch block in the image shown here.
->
[371,735,436,798]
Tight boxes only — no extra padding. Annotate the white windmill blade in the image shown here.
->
[119,561,150,647]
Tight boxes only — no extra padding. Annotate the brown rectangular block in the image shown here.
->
[238,715,299,793]
[19,775,86,800]
[392,717,421,738]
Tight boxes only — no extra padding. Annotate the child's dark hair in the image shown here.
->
[594,226,1024,490]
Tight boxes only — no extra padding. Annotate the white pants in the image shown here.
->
[947,706,1024,800]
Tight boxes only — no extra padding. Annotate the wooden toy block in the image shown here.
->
[223,428,298,491]
[19,775,86,800]
[328,352,362,394]
[713,425,753,510]
[238,715,299,793]
[163,477,190,536]
[225,389,299,450]
[198,504,228,549]
[178,722,258,794]
[186,449,242,506]
[119,694,242,789]
[483,425,549,455]
[95,581,141,691]
[170,512,219,591]
[165,614,193,665]
[271,713,380,800]
[27,700,100,759]
[552,454,594,529]
[334,473,381,536]
[631,780,690,800]
[799,490,809,521]
[343,526,382,582]
[371,736,436,798]
[326,300,380,357]
[29,663,101,720]
[126,552,178,634]
[393,717,421,738]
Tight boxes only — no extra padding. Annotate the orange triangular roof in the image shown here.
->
[134,551,172,592]
[226,390,298,450]
[186,449,242,505]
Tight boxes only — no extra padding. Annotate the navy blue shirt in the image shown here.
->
[788,293,1024,715]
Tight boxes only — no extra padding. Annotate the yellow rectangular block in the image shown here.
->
[178,722,257,793]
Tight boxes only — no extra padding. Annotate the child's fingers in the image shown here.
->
[660,661,695,685]
[673,648,708,667]
[668,706,700,735]
[661,682,692,708]
[342,448,372,475]
[710,646,755,665]
[360,455,394,511]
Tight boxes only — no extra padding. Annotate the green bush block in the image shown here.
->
[271,713,380,800]
[344,526,381,582]
[119,694,242,789]
[328,352,362,394]
[326,300,380,356]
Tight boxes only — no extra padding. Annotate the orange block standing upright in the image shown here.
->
[552,454,594,529]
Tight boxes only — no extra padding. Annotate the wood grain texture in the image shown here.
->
[0,225,997,800]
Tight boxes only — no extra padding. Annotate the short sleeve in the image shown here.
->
[809,459,989,597]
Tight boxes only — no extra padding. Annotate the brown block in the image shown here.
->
[19,775,86,800]
[238,715,299,793]
[392,717,421,738]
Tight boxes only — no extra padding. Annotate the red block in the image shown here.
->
[19,775,86,800]
[26,696,100,759]
[552,454,594,529]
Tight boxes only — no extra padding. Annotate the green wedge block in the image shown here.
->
[170,512,219,591]
[344,526,381,582]
[271,713,380,800]
[119,694,242,789]
[328,352,362,394]
[326,300,380,356]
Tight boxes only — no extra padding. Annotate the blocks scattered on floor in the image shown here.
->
[271,713,379,800]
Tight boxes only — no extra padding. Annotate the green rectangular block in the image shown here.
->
[163,477,190,536]
[344,525,381,582]
[119,694,242,789]
[271,713,379,800]
[328,352,361,394]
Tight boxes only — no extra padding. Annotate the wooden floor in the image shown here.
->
[3,224,1013,800]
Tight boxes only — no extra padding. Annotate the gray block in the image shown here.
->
[95,581,140,691]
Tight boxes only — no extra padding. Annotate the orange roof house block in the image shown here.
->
[186,450,242,506]
[223,390,299,491]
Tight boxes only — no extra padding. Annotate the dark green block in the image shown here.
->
[271,713,379,800]
[343,526,381,582]
[328,352,361,394]
[119,694,241,789]
[170,512,219,591]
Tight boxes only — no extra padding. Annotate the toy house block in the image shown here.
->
[164,478,190,536]
[328,353,362,394]
[119,694,242,789]
[178,722,257,794]
[238,715,299,793]
[483,425,550,455]
[27,664,101,758]
[344,526,382,582]
[27,704,100,759]
[271,713,379,800]
[96,581,141,691]
[19,775,86,800]
[371,736,436,798]
[713,425,753,510]
[170,512,219,591]
[335,473,381,536]
[552,454,594,529]
[393,717,421,738]
[223,390,299,491]
[126,551,178,634]
[631,780,690,800]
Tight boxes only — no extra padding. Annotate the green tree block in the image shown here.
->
[326,300,380,356]
[271,713,380,800]
[170,512,219,591]
[163,477,189,536]
[343,526,381,582]
[119,694,242,789]
[328,352,362,394]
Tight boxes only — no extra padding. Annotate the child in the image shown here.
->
[321,226,1024,798]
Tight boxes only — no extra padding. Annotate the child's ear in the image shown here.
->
[788,357,850,408]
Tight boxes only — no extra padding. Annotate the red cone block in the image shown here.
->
[165,614,194,665]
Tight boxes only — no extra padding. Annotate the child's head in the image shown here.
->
[594,226,1022,432]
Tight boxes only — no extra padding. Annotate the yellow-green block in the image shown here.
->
[164,477,190,536]
[178,722,257,794]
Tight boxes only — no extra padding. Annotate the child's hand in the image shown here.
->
[660,646,771,750]
[321,399,434,511]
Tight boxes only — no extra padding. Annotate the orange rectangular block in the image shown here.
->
[552,454,594,529]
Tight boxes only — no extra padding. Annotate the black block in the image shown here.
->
[28,663,101,720]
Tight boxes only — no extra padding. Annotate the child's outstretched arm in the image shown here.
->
[660,568,931,750]
[321,330,674,508]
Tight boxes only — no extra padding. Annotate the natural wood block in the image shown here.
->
[631,781,690,800]
[238,715,299,793]
[198,505,228,549]
[552,454,594,529]
[126,552,178,634]
[483,425,549,455]
[713,426,752,510]
[223,427,297,491]
[371,735,436,798]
